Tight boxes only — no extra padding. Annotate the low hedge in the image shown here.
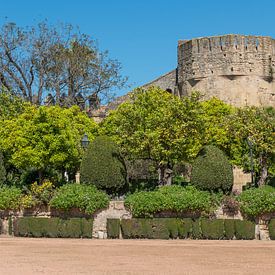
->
[125,185,212,218]
[107,219,120,239]
[14,217,93,238]
[269,219,275,240]
[234,220,255,240]
[117,218,255,240]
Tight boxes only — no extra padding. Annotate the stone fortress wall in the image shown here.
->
[148,34,275,107]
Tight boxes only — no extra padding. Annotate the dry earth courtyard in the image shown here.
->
[1,238,275,275]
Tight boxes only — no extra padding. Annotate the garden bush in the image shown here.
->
[268,219,275,240]
[0,151,6,184]
[192,219,202,239]
[49,184,109,215]
[178,218,193,239]
[224,219,235,239]
[201,219,224,239]
[14,217,93,238]
[0,186,22,210]
[107,219,120,239]
[80,136,127,194]
[237,186,275,218]
[190,145,233,192]
[125,185,212,217]
[234,220,255,240]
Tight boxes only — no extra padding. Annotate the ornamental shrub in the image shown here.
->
[80,136,127,194]
[201,219,224,239]
[224,219,235,239]
[0,186,22,210]
[124,185,212,218]
[107,219,120,239]
[237,186,275,218]
[234,220,255,240]
[49,184,109,215]
[268,219,275,240]
[190,145,233,192]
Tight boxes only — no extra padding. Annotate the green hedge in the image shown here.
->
[119,218,255,240]
[107,219,120,239]
[201,219,224,239]
[234,220,255,240]
[125,185,212,218]
[14,217,93,238]
[269,219,275,240]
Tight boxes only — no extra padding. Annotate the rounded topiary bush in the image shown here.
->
[80,136,127,194]
[190,145,233,192]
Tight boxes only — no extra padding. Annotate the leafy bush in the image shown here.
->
[268,219,275,240]
[49,184,109,214]
[0,151,6,184]
[191,145,233,192]
[21,180,54,209]
[80,136,127,194]
[237,186,275,218]
[107,219,120,239]
[0,186,22,210]
[178,218,193,239]
[125,185,212,218]
[234,220,255,240]
[224,219,235,239]
[201,219,224,239]
[192,219,202,239]
[13,217,93,238]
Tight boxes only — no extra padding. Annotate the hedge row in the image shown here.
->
[14,217,93,238]
[269,219,275,240]
[107,218,255,240]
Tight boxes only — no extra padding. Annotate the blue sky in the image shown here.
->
[0,0,274,97]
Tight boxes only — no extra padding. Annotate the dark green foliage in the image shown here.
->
[201,219,224,239]
[234,220,255,240]
[8,216,12,235]
[80,136,127,194]
[49,184,109,215]
[107,219,120,239]
[192,219,202,239]
[191,145,233,192]
[13,217,93,238]
[178,218,193,239]
[224,219,235,240]
[125,185,212,218]
[268,219,275,240]
[121,219,150,239]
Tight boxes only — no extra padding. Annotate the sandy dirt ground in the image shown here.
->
[0,237,275,275]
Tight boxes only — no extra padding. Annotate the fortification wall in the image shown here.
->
[177,35,275,107]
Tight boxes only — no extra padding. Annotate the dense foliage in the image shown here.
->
[237,186,275,217]
[80,136,127,194]
[191,145,233,192]
[124,185,212,217]
[0,105,97,183]
[49,184,109,214]
[0,186,22,210]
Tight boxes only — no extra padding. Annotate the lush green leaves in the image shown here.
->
[0,186,22,210]
[49,184,109,214]
[125,185,212,217]
[238,186,275,217]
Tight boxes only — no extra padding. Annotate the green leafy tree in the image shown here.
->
[227,106,275,186]
[101,87,204,185]
[80,136,127,194]
[0,105,97,183]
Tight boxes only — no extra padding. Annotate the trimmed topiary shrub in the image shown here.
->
[201,219,224,239]
[192,219,202,239]
[13,217,93,238]
[224,219,235,240]
[107,219,120,239]
[268,219,275,240]
[234,220,255,240]
[80,136,127,194]
[190,145,233,192]
[178,218,193,239]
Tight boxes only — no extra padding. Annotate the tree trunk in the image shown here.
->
[38,169,43,184]
[158,163,173,186]
[257,155,268,187]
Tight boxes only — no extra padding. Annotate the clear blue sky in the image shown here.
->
[0,0,274,97]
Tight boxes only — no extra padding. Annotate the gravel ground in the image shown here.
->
[0,237,275,275]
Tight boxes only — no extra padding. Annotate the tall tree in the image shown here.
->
[101,87,204,185]
[0,21,127,106]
